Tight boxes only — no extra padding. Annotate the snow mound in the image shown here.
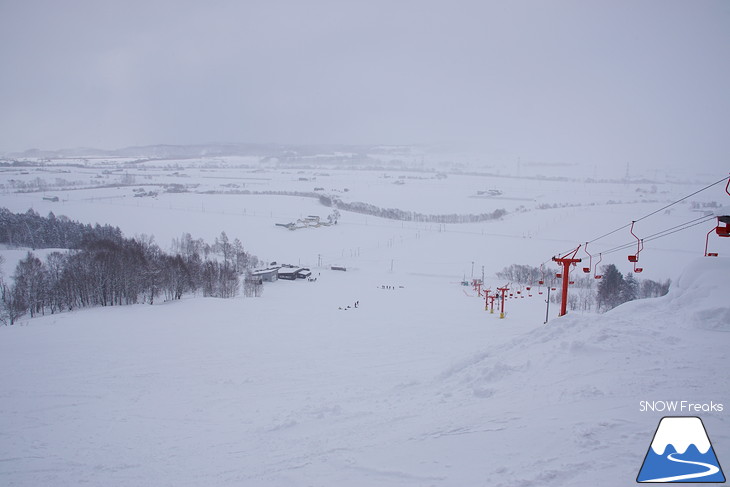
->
[668,256,730,331]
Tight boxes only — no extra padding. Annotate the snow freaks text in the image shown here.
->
[639,401,724,413]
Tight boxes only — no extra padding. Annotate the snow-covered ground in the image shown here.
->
[0,153,727,485]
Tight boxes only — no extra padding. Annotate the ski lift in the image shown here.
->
[593,253,603,279]
[627,221,644,273]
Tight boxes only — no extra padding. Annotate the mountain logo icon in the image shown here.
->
[637,416,725,483]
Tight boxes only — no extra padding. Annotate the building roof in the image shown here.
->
[277,267,302,275]
[252,268,279,276]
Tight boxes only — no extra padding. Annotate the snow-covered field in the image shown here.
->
[0,150,728,485]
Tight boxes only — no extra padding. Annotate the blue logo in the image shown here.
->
[637,416,725,483]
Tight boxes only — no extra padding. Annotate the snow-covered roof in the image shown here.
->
[252,268,279,276]
[277,267,301,275]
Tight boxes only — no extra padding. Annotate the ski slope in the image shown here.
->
[0,255,727,486]
[0,156,728,485]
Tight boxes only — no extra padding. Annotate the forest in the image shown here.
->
[0,208,259,325]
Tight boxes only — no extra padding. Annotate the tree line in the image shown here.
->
[0,208,259,325]
[318,194,507,223]
[0,207,124,249]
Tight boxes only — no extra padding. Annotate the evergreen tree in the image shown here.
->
[596,264,625,312]
[621,272,639,303]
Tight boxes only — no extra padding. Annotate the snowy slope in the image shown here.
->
[0,255,727,486]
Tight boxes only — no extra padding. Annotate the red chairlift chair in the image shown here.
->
[718,178,730,238]
[717,215,730,237]
[705,215,730,257]
[593,253,603,279]
[582,243,592,273]
[704,177,730,255]
[628,221,644,273]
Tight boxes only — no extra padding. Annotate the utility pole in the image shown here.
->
[544,286,551,324]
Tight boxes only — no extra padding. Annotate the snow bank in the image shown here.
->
[669,256,730,331]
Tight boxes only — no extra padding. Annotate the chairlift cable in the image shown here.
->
[634,175,729,223]
[584,175,728,245]
[598,215,716,256]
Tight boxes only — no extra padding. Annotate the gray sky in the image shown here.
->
[1,0,729,170]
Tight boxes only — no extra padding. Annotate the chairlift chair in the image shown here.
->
[717,215,730,237]
[583,243,592,273]
[593,253,603,279]
[705,215,730,257]
[704,177,730,254]
[628,221,644,273]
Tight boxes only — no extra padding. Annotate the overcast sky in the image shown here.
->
[0,0,728,170]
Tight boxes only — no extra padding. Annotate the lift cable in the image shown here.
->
[598,214,717,257]
[585,175,729,245]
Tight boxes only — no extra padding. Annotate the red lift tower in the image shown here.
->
[552,246,581,317]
